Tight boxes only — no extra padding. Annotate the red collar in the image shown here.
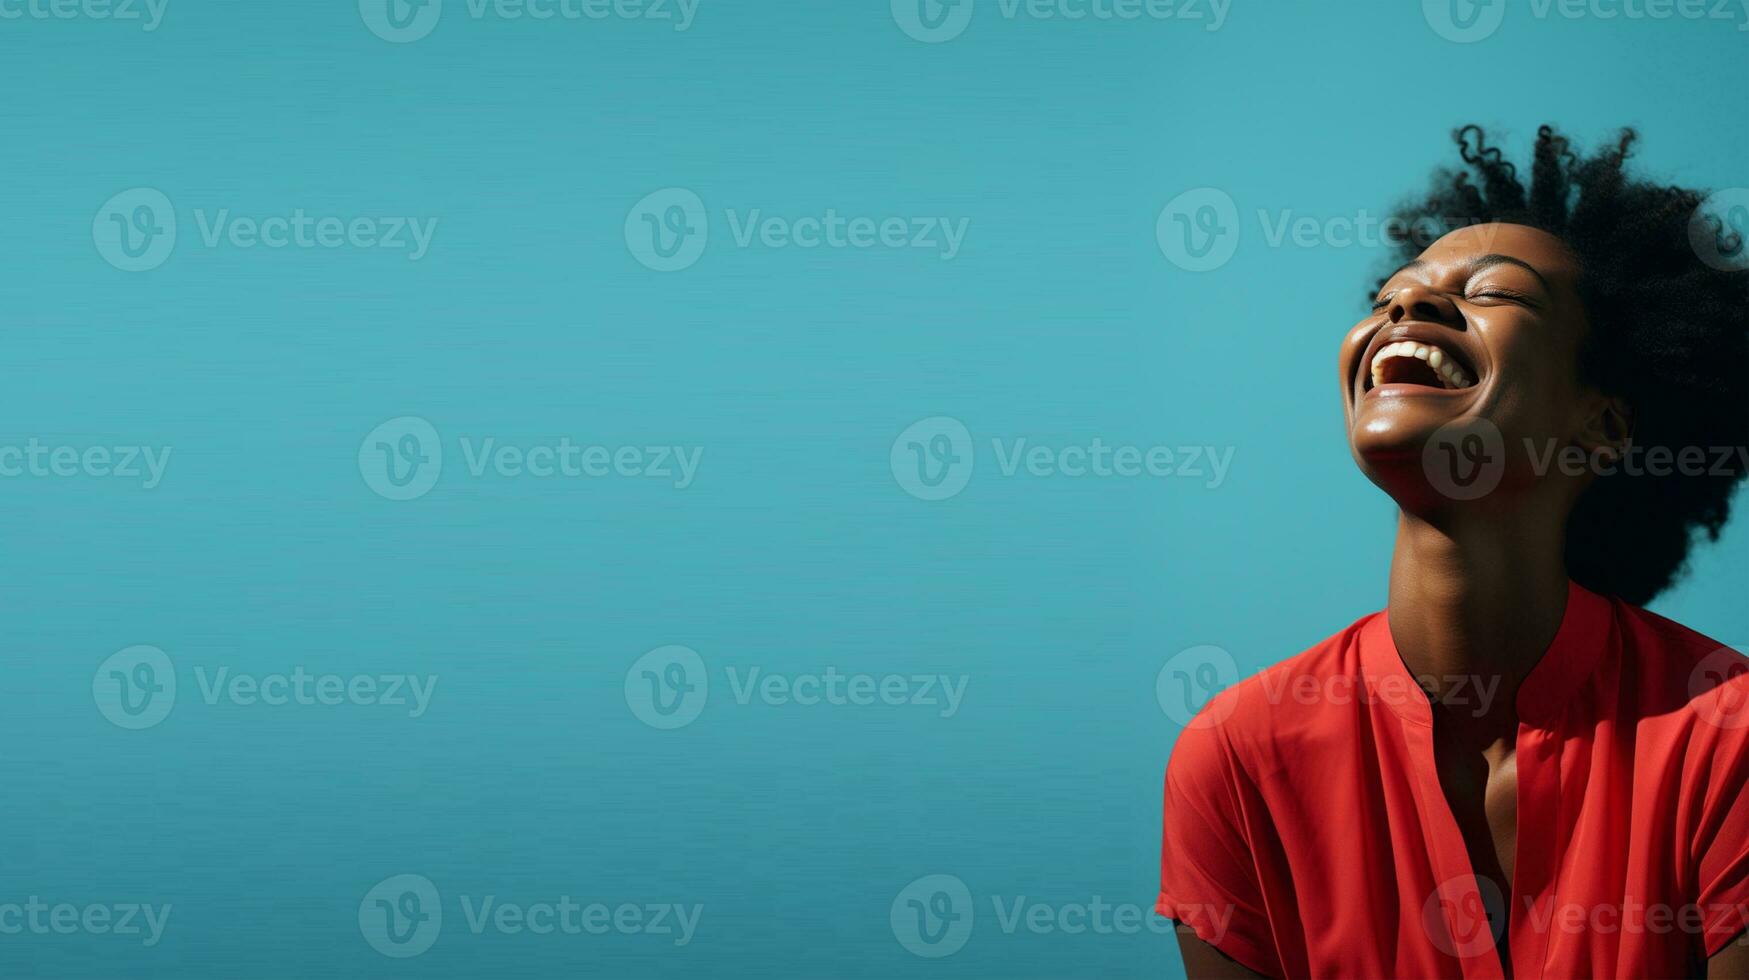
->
[1361,580,1614,729]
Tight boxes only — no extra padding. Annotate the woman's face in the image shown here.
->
[1339,222,1600,508]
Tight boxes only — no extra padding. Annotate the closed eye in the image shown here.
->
[1466,288,1538,307]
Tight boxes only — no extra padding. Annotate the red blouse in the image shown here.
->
[1158,582,1749,978]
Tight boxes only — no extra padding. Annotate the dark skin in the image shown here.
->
[1175,224,1749,978]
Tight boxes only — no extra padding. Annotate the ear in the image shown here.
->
[1575,392,1633,461]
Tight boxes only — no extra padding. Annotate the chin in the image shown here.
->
[1349,400,1520,514]
[1348,383,1481,454]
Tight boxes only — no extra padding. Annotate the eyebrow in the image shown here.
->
[1384,254,1550,289]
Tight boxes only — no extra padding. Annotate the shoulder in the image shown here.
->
[1167,611,1381,789]
[1613,598,1741,670]
[1609,598,1749,736]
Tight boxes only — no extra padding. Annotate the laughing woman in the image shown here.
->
[1158,126,1749,979]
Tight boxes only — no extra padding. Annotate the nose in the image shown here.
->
[1386,283,1461,326]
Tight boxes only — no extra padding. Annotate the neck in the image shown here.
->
[1387,506,1571,726]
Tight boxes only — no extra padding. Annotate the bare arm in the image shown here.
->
[1709,931,1749,979]
[1175,924,1268,979]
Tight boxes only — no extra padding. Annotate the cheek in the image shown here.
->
[1338,320,1375,380]
[1484,330,1587,435]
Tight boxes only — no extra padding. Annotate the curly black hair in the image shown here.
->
[1383,124,1748,606]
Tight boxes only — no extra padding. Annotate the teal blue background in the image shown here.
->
[3,1,1745,976]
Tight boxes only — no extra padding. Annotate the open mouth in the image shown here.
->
[1366,340,1477,392]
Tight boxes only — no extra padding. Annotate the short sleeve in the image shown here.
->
[1694,670,1749,956]
[1157,716,1281,977]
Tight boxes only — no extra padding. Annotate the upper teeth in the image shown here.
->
[1370,340,1474,390]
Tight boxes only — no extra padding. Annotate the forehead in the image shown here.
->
[1410,222,1580,280]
